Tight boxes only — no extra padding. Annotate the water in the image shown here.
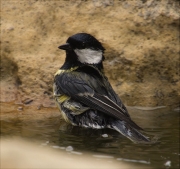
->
[1,103,179,169]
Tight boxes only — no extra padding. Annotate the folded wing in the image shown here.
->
[54,69,142,130]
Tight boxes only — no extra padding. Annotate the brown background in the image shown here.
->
[1,0,179,108]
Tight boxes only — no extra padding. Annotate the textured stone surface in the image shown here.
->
[1,0,180,107]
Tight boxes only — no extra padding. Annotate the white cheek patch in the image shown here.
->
[74,48,103,64]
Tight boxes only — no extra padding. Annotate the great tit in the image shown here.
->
[53,33,150,143]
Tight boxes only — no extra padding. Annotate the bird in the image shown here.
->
[53,33,150,143]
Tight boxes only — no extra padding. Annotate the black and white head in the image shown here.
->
[58,33,105,65]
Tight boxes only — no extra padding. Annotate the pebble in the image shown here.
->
[164,160,171,167]
[23,99,33,105]
[102,134,108,138]
[17,107,23,111]
[66,146,73,152]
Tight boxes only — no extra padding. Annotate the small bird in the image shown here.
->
[53,33,150,143]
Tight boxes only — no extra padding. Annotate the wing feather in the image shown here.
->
[54,68,142,130]
[75,94,142,130]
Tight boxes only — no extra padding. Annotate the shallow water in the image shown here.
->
[1,103,179,169]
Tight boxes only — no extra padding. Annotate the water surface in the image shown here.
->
[1,103,179,169]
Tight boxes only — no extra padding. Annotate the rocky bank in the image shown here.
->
[1,0,180,108]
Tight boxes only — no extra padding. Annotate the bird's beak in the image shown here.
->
[58,43,72,50]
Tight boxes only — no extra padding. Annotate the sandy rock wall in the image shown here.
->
[1,0,179,107]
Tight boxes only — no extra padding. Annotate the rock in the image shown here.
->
[17,107,23,111]
[22,98,33,105]
[65,146,74,152]
[102,134,109,138]
[1,0,179,107]
[1,139,129,169]
[164,160,171,167]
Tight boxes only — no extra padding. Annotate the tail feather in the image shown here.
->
[109,120,150,143]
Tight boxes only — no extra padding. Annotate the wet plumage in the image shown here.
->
[53,33,150,143]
